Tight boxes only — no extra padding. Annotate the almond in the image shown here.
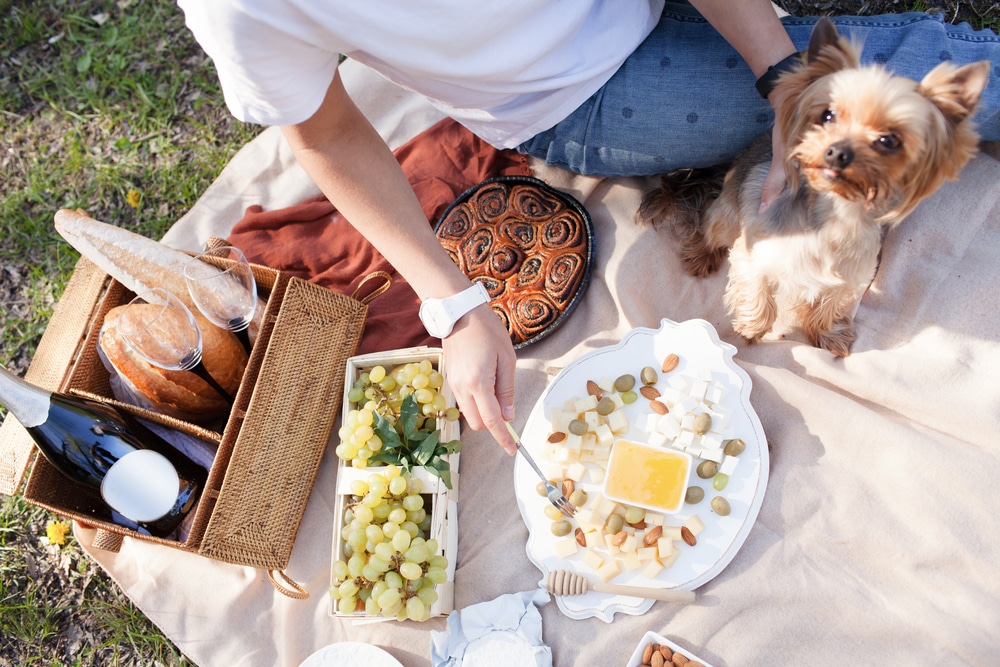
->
[642,643,654,664]
[547,431,567,443]
[651,652,665,667]
[639,386,661,400]
[642,525,663,547]
[611,530,628,547]
[649,399,669,415]
[574,527,586,547]
[561,479,575,498]
[586,379,602,397]
[660,645,674,660]
[629,520,647,530]
[661,353,680,373]
[681,525,697,546]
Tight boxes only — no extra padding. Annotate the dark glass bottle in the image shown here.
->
[1,364,205,538]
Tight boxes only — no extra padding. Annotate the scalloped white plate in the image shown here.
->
[299,642,402,667]
[513,318,768,621]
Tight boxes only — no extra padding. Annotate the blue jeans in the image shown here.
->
[517,3,1000,177]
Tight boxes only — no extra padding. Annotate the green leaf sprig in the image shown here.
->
[368,393,461,489]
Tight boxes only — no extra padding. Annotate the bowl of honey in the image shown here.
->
[602,439,692,514]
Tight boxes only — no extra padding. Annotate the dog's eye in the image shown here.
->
[877,133,902,152]
[820,109,836,124]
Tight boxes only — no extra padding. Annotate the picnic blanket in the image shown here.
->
[74,58,1000,666]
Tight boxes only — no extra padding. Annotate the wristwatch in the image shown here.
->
[418,282,491,338]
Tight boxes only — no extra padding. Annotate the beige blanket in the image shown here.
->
[76,59,1000,667]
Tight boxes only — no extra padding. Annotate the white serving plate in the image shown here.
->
[513,318,768,621]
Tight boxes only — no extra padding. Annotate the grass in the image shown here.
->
[1,0,998,664]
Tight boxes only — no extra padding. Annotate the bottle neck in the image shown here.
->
[0,364,52,428]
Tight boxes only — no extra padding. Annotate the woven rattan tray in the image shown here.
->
[0,255,367,596]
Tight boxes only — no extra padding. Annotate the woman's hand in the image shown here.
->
[441,305,518,455]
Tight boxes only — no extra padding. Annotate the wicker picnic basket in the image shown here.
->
[0,254,368,598]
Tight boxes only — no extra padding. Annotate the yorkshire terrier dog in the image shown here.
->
[638,18,989,356]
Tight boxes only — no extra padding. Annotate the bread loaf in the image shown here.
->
[53,208,264,339]
[100,305,248,422]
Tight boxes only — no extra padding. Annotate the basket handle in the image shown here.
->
[351,271,392,305]
[267,569,310,599]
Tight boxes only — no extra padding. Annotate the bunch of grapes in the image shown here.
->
[331,467,449,621]
[336,360,460,469]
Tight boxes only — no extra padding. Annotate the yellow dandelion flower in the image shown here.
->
[45,520,71,546]
[126,189,142,208]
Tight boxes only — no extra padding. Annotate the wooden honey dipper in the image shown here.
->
[545,570,696,603]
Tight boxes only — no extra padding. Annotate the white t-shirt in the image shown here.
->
[178,0,664,148]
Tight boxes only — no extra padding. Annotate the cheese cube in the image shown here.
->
[684,514,706,536]
[596,560,621,582]
[543,465,564,481]
[566,462,586,482]
[646,431,668,447]
[603,534,621,556]
[621,550,643,572]
[719,455,740,476]
[575,509,603,533]
[585,530,604,549]
[564,433,583,452]
[675,396,699,415]
[644,512,665,527]
[642,559,665,578]
[644,413,660,433]
[700,447,724,463]
[608,393,625,410]
[637,546,658,562]
[574,394,599,413]
[620,535,638,553]
[677,430,697,448]
[706,384,725,405]
[594,423,615,447]
[597,376,615,393]
[581,549,604,571]
[551,446,572,463]
[552,538,579,559]
[680,414,695,431]
[667,375,689,392]
[592,495,619,517]
[549,408,574,433]
[606,409,629,434]
[583,411,601,431]
[581,432,597,451]
[661,548,682,568]
[655,415,682,439]
[586,465,605,484]
[656,537,675,559]
[661,526,683,541]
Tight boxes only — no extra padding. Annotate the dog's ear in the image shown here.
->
[803,17,859,75]
[919,60,991,125]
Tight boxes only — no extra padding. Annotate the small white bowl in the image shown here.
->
[625,631,715,667]
[602,439,692,514]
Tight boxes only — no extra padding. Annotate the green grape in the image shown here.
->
[350,480,369,496]
[621,390,638,404]
[388,507,407,525]
[624,506,646,524]
[339,595,358,614]
[365,596,380,615]
[353,505,374,525]
[425,540,440,556]
[338,579,360,598]
[374,542,395,561]
[400,562,423,580]
[407,509,426,525]
[368,435,383,452]
[402,494,423,511]
[348,387,365,404]
[405,543,429,563]
[406,596,427,621]
[401,521,420,538]
[444,407,461,421]
[377,587,402,610]
[384,571,404,590]
[351,457,368,469]
[358,372,371,386]
[425,567,447,584]
[356,408,374,426]
[378,376,397,392]
[392,529,412,552]
[333,560,350,581]
[409,478,424,493]
[371,580,388,601]
[428,370,444,389]
[365,524,384,543]
[412,373,430,390]
[329,584,342,600]
[388,476,408,496]
[382,522,400,538]
[368,555,390,573]
[362,563,382,581]
[713,473,729,491]
[369,365,386,383]
[431,393,447,412]
[373,503,392,520]
[416,586,439,606]
[414,388,434,404]
[347,529,367,550]
[355,424,374,441]
[428,555,447,570]
[418,515,433,532]
[348,554,366,578]
[362,492,382,509]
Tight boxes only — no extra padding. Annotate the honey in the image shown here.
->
[603,440,691,513]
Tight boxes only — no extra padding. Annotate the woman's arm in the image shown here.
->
[281,70,518,454]
[689,0,797,211]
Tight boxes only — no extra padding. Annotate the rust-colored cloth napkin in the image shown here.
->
[227,118,533,354]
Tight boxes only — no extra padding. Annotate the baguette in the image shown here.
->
[54,208,264,340]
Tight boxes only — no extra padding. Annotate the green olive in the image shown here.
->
[604,513,624,534]
[692,412,712,435]
[550,520,573,537]
[596,397,616,416]
[568,419,588,436]
[696,460,718,479]
[711,496,731,516]
[568,489,588,507]
[536,481,549,497]
[640,366,658,386]
[613,374,636,392]
[685,486,705,504]
[724,438,747,456]
[543,504,564,521]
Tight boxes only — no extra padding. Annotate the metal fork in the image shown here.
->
[505,422,576,518]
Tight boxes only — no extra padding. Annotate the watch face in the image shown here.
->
[419,301,453,338]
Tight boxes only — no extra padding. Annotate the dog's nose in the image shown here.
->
[824,142,854,169]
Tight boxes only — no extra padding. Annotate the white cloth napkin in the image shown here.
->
[430,590,552,667]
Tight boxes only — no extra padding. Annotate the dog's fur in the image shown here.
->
[637,18,989,356]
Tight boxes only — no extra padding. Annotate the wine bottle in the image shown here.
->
[0,364,206,538]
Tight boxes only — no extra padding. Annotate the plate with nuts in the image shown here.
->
[626,631,715,667]
[513,318,767,621]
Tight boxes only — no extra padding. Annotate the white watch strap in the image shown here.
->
[441,282,490,323]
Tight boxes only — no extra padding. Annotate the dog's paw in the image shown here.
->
[682,245,727,278]
[731,316,772,343]
[813,322,856,357]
